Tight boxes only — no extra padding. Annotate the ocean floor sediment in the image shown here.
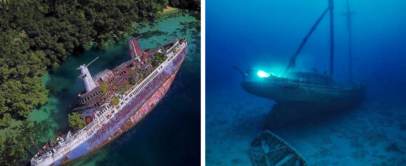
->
[206,86,406,166]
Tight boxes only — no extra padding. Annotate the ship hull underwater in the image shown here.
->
[31,41,188,166]
[241,72,366,130]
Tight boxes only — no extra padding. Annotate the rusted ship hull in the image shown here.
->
[250,130,307,166]
[92,69,180,151]
[32,41,188,166]
[54,69,180,165]
[241,72,366,129]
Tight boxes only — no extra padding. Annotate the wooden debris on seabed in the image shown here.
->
[249,130,307,166]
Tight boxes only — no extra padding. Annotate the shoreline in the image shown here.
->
[163,6,179,14]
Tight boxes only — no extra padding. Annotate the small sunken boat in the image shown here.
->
[234,0,366,129]
[249,130,307,166]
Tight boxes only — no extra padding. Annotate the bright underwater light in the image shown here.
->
[257,70,270,78]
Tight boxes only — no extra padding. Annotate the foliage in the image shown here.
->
[119,86,126,95]
[129,77,136,85]
[151,52,167,67]
[119,83,132,95]
[68,112,86,130]
[0,114,13,128]
[0,120,54,165]
[125,83,132,91]
[169,0,201,10]
[0,0,169,125]
[100,82,109,97]
[111,96,119,106]
[139,73,145,80]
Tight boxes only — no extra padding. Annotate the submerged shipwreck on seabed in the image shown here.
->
[239,69,366,129]
[234,0,366,129]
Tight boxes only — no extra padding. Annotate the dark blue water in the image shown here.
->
[207,0,406,90]
[206,0,406,165]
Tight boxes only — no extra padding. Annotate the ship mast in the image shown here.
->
[343,0,355,81]
[328,0,335,76]
[281,1,333,76]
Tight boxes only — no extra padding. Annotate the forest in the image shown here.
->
[0,0,199,165]
[0,0,168,128]
[169,0,201,10]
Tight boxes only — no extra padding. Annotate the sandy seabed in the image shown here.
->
[206,86,406,166]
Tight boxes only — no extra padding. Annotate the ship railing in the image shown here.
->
[38,117,101,160]
[34,91,127,162]
[122,41,184,102]
[32,42,187,165]
[42,42,186,161]
[166,40,179,54]
[32,152,49,162]
[125,43,185,99]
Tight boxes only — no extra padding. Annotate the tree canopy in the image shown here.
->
[0,0,170,127]
[151,52,167,67]
[111,96,120,106]
[68,112,86,130]
[0,120,54,166]
[168,0,201,10]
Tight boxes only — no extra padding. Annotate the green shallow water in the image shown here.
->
[29,10,200,166]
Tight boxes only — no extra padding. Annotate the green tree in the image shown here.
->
[111,96,119,106]
[119,86,127,95]
[68,112,86,130]
[100,82,109,96]
[151,52,167,67]
[139,73,144,79]
[0,113,12,128]
[0,120,54,165]
[0,0,170,124]
[168,0,200,10]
